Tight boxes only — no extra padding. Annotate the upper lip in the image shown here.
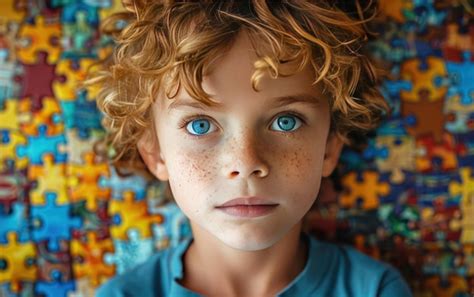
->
[216,196,279,207]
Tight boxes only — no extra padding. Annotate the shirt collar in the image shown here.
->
[169,232,330,296]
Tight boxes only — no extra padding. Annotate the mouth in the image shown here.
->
[215,196,279,218]
[215,196,279,208]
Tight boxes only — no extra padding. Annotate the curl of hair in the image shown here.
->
[84,0,390,180]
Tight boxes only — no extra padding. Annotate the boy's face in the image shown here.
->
[139,31,343,251]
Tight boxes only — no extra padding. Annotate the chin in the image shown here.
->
[216,228,285,252]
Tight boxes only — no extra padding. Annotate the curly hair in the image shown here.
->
[84,0,389,182]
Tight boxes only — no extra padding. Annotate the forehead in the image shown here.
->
[158,30,323,110]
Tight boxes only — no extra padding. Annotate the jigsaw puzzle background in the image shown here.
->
[0,0,473,296]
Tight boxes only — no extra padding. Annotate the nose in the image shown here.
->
[222,131,270,179]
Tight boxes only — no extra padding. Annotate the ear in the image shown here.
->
[321,132,344,177]
[137,129,169,181]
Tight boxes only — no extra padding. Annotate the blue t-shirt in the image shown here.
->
[96,233,413,296]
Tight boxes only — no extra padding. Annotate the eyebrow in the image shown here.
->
[167,93,321,113]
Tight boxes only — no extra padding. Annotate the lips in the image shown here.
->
[216,196,279,208]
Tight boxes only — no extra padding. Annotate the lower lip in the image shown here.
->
[215,205,278,218]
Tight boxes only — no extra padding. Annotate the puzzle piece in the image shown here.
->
[375,116,413,136]
[30,192,83,251]
[446,51,474,105]
[419,203,461,243]
[70,200,111,240]
[61,11,96,58]
[62,2,100,26]
[0,129,27,171]
[375,136,416,183]
[0,201,30,243]
[443,22,474,56]
[35,280,76,297]
[36,240,73,282]
[0,232,37,293]
[450,167,474,202]
[410,0,447,31]
[28,154,69,205]
[378,203,421,242]
[71,91,103,138]
[415,132,465,172]
[401,93,448,142]
[400,56,448,102]
[65,129,103,164]
[70,232,115,287]
[16,124,68,165]
[0,0,25,25]
[108,191,163,240]
[379,79,413,116]
[98,166,148,200]
[68,152,111,210]
[16,16,61,65]
[339,171,391,210]
[104,229,154,275]
[19,96,64,136]
[444,94,474,133]
[53,58,97,101]
[449,167,474,243]
[0,98,31,131]
[17,51,63,112]
[0,171,31,213]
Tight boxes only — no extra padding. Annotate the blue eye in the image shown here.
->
[271,115,302,132]
[182,113,303,137]
[186,118,216,135]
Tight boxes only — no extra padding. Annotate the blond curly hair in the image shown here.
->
[85,0,389,182]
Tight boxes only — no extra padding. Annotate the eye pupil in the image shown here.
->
[191,119,210,135]
[277,116,296,131]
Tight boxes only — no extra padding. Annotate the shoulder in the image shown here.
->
[308,237,413,297]
[95,249,172,297]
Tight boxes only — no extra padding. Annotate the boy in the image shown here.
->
[92,0,413,296]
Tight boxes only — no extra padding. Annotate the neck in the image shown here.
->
[179,222,308,297]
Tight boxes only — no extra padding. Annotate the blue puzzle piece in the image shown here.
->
[15,125,68,165]
[446,51,474,105]
[411,0,447,31]
[61,2,99,26]
[72,91,103,139]
[104,229,154,275]
[362,138,389,161]
[98,167,148,200]
[35,280,76,297]
[380,79,412,116]
[59,101,75,128]
[0,202,30,243]
[30,192,83,252]
[375,117,411,137]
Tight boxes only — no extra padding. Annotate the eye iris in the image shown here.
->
[191,119,210,134]
[278,116,296,131]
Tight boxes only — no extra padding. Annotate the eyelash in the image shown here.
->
[177,110,307,137]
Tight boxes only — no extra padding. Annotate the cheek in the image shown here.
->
[276,144,326,205]
[166,148,218,195]
[279,143,326,180]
